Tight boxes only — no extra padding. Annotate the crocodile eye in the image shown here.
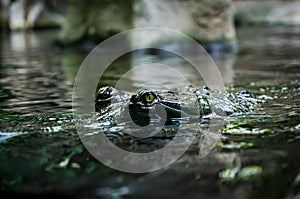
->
[144,93,155,103]
[130,90,158,106]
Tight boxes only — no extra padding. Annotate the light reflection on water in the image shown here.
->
[1,26,300,116]
[0,31,80,115]
[0,30,237,115]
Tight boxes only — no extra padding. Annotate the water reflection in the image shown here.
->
[102,48,236,90]
[1,26,300,116]
[6,27,297,116]
[0,31,77,115]
[0,31,237,116]
[0,27,300,198]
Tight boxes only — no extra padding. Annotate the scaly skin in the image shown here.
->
[95,86,257,126]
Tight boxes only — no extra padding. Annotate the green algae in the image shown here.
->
[46,146,84,171]
[293,172,300,186]
[0,89,13,99]
[216,141,254,150]
[219,165,263,181]
[0,110,32,126]
[1,175,22,188]
[222,127,275,136]
[85,162,98,174]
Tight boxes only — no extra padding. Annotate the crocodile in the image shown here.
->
[95,86,257,126]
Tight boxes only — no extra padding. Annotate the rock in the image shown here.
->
[133,0,236,45]
[58,0,134,45]
[58,0,236,50]
[0,0,10,27]
[8,0,26,30]
[234,1,300,26]
[1,0,66,30]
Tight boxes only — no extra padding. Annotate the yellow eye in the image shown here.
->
[144,94,155,103]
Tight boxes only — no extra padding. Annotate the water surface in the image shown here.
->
[0,26,300,198]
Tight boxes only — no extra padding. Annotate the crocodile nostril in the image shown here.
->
[95,86,118,112]
[96,86,116,101]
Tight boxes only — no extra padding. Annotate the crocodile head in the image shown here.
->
[96,87,201,126]
[95,86,256,126]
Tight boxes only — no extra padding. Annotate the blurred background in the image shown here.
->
[1,0,300,114]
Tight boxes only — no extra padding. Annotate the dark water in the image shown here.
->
[0,26,300,198]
